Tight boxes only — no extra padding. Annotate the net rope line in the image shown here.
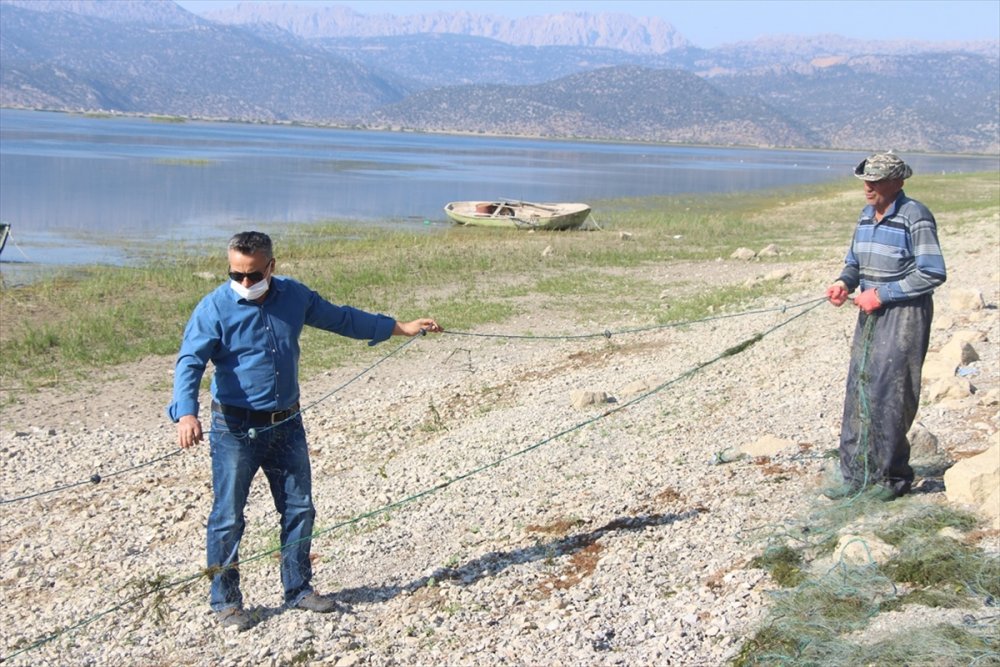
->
[0,296,825,506]
[0,334,424,506]
[2,298,824,661]
[854,314,878,491]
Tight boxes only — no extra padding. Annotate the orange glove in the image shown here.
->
[825,281,849,307]
[854,288,882,314]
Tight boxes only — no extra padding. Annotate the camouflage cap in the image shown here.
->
[854,152,913,182]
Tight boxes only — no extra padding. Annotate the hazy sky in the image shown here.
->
[174,0,1000,48]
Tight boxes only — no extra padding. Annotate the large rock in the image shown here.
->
[948,329,988,345]
[832,533,898,566]
[978,388,1000,406]
[980,486,1000,531]
[944,443,1000,529]
[926,377,973,402]
[939,339,979,366]
[949,288,985,311]
[933,314,956,331]
[922,354,957,382]
[811,531,898,573]
[907,423,939,460]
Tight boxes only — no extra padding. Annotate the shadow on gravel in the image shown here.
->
[333,507,706,607]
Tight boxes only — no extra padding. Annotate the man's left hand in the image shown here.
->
[854,288,882,314]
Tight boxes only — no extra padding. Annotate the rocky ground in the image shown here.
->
[1,214,997,666]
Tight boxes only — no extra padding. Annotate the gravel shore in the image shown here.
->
[2,214,997,666]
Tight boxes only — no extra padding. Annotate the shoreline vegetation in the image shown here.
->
[4,106,999,158]
[1,173,997,397]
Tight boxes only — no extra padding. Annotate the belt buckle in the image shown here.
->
[270,411,284,425]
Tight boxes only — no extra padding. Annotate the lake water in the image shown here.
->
[1,108,997,279]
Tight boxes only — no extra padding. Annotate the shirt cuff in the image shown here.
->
[167,401,198,423]
[367,315,397,346]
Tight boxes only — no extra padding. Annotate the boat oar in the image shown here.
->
[497,199,559,212]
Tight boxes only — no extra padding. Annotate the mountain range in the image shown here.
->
[1,0,997,154]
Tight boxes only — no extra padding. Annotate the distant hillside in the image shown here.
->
[310,33,708,88]
[709,54,1000,153]
[368,66,819,148]
[1,0,997,153]
[0,1,410,120]
[203,3,690,54]
[706,34,1000,66]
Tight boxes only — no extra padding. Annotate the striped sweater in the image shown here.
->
[837,191,947,303]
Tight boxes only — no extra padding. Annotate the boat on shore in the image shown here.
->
[0,222,10,257]
[444,200,591,230]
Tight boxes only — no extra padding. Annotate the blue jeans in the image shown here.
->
[207,409,315,611]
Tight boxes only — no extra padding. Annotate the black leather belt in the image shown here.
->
[212,401,300,425]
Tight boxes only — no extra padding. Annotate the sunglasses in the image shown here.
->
[228,260,272,284]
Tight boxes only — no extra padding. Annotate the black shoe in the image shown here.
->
[290,592,340,613]
[870,485,901,502]
[913,478,945,494]
[216,606,254,631]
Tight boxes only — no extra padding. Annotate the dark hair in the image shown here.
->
[228,231,273,259]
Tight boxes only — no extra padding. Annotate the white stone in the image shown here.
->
[739,435,796,457]
[926,377,973,402]
[763,269,791,282]
[621,380,653,399]
[949,288,985,311]
[758,244,781,257]
[571,390,610,408]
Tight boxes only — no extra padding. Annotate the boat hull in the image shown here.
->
[444,201,590,230]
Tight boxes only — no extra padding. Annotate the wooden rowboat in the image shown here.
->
[444,200,591,230]
[0,222,10,257]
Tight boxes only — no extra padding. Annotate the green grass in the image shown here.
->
[876,505,980,546]
[884,535,1000,597]
[1,172,996,396]
[750,544,807,588]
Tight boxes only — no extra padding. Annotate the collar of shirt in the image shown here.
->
[863,189,906,223]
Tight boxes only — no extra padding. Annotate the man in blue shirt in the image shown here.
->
[168,231,442,631]
[825,153,946,499]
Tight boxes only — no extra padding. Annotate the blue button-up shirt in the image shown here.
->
[167,276,396,421]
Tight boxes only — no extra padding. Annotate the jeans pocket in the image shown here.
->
[211,410,248,436]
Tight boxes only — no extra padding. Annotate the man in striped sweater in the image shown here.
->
[825,152,947,498]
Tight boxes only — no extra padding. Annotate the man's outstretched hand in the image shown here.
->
[395,318,443,336]
[825,281,849,307]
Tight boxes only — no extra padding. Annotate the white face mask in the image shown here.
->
[230,276,270,301]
